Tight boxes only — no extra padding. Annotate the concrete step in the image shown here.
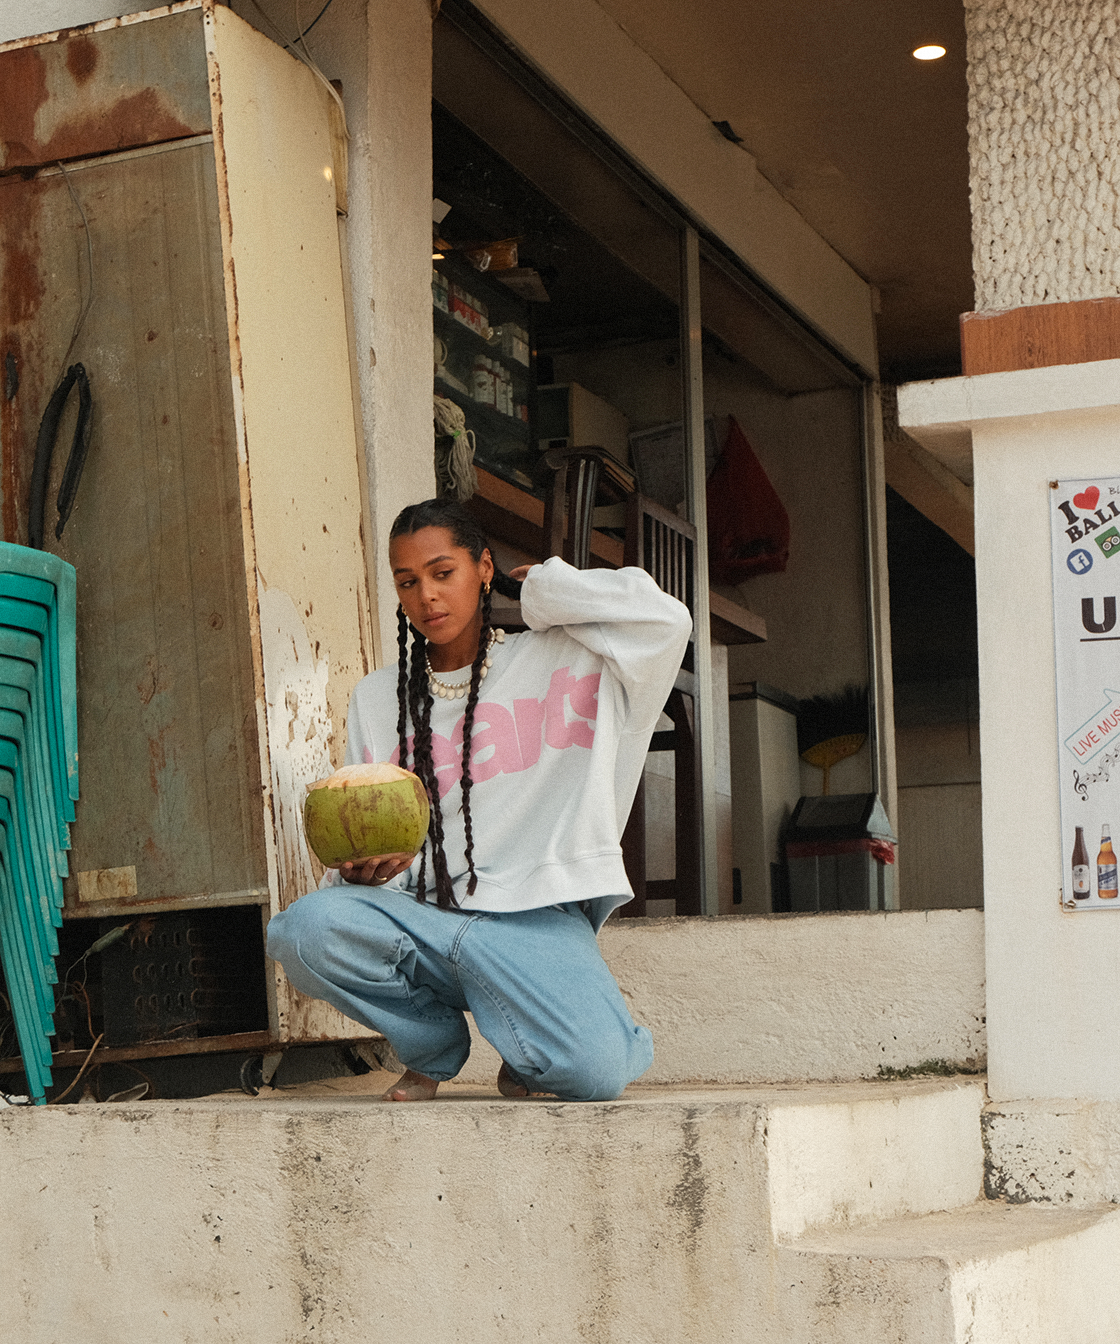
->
[2,1076,997,1343]
[762,1078,982,1238]
[780,1201,1120,1343]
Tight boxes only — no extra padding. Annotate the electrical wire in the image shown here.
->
[93,1060,154,1103]
[242,0,349,138]
[71,979,95,1042]
[296,0,335,42]
[293,0,349,138]
[62,922,132,998]
[49,1033,104,1104]
[53,161,94,393]
[244,0,333,49]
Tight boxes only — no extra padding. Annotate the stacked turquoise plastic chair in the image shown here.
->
[0,543,77,1104]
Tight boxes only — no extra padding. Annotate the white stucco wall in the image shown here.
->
[973,405,1120,1101]
[966,0,1120,309]
[984,1097,1120,1205]
[0,0,128,41]
[900,364,1120,1102]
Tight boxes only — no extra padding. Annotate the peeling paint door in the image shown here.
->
[0,141,269,909]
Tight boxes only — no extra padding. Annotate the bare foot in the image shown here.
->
[497,1061,553,1098]
[383,1068,439,1102]
[497,1061,528,1097]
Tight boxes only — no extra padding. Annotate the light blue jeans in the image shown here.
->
[266,887,653,1101]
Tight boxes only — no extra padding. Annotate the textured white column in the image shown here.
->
[967,0,1120,308]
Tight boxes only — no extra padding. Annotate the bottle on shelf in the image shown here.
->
[471,354,496,408]
[498,322,531,367]
[493,360,505,415]
[432,269,449,313]
[451,284,488,337]
[1072,825,1091,898]
[1098,824,1118,898]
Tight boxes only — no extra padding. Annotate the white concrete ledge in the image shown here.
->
[456,908,986,1087]
[783,1202,1120,1343]
[898,358,1120,482]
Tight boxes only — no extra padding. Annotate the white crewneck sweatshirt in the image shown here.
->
[331,557,692,929]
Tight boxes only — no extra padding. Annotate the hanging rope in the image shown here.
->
[434,395,477,502]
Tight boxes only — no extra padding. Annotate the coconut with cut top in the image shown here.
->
[303,762,430,869]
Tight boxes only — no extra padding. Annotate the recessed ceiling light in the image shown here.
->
[913,44,946,60]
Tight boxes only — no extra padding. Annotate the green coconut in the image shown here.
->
[304,762,430,868]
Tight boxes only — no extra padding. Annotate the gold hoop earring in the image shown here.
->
[484,581,491,595]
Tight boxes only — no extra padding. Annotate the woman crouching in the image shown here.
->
[267,497,691,1101]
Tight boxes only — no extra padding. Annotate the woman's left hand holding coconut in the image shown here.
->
[337,852,415,886]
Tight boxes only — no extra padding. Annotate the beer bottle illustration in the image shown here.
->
[1072,826,1091,898]
[1098,825,1118,899]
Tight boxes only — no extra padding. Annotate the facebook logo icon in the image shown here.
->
[1068,548,1094,574]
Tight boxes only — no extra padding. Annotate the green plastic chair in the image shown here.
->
[0,545,77,1102]
[0,631,73,829]
[0,706,67,894]
[0,831,53,1102]
[0,543,77,797]
[0,788,56,1027]
[0,680,68,858]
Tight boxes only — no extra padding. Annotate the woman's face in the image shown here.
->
[390,525,494,667]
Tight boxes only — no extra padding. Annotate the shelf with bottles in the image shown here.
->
[433,309,531,424]
[432,252,538,489]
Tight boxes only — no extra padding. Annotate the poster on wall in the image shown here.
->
[1052,477,1120,909]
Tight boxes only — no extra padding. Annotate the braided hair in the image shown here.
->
[390,498,523,909]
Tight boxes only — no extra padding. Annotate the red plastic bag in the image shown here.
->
[706,416,789,583]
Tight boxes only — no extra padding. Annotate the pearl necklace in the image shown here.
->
[426,628,505,699]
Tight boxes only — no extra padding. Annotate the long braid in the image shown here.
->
[419,673,455,907]
[408,633,435,904]
[407,630,458,909]
[459,586,492,896]
[395,605,410,767]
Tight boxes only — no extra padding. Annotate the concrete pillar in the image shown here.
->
[363,0,437,663]
[900,5,1120,1102]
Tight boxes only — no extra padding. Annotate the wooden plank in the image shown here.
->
[709,590,767,644]
[62,886,268,920]
[0,1030,276,1076]
[0,6,211,172]
[0,1027,388,1076]
[472,467,626,566]
[884,436,975,556]
[960,296,1120,376]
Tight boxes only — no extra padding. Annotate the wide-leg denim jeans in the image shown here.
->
[266,886,653,1101]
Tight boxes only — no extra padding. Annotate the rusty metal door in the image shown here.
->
[0,141,269,913]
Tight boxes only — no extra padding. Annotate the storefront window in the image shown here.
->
[433,3,879,917]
